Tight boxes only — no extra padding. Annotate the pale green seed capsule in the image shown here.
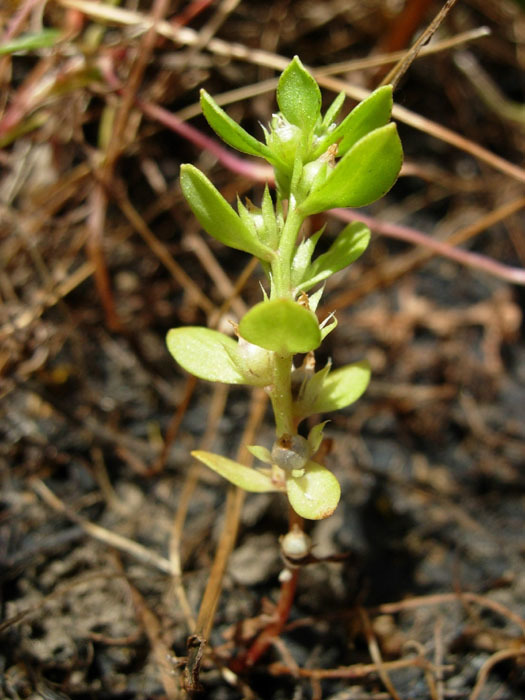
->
[271,433,310,472]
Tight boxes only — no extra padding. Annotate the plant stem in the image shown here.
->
[272,202,304,298]
[269,353,294,436]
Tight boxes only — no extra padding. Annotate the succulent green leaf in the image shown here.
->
[298,222,370,291]
[180,164,275,260]
[300,123,403,216]
[314,85,393,159]
[286,461,340,519]
[291,229,324,288]
[166,327,258,385]
[307,421,329,454]
[261,184,279,248]
[294,361,331,419]
[277,56,321,132]
[192,451,280,492]
[321,91,346,129]
[308,285,325,312]
[0,29,61,55]
[247,445,273,463]
[294,359,370,418]
[312,360,371,415]
[239,299,321,354]
[200,90,282,166]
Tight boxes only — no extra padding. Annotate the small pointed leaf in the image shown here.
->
[321,91,346,129]
[286,461,340,519]
[200,90,282,166]
[247,445,273,463]
[180,164,275,260]
[300,124,403,215]
[239,299,321,354]
[192,451,280,492]
[314,85,393,159]
[298,222,370,291]
[308,285,325,312]
[167,327,257,385]
[261,184,279,248]
[320,315,337,340]
[277,56,321,132]
[291,228,324,288]
[310,360,371,415]
[307,421,329,454]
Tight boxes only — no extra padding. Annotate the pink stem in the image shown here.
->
[331,208,525,286]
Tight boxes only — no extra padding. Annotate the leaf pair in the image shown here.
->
[166,299,322,386]
[168,299,370,408]
[192,450,340,520]
[200,56,321,168]
[299,123,403,215]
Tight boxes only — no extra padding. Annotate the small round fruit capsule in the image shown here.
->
[280,525,311,560]
[271,433,310,472]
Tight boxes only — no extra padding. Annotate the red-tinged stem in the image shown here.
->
[231,508,304,672]
[230,567,299,673]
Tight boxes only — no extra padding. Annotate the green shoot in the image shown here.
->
[167,56,402,520]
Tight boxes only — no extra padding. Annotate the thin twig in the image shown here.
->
[358,607,403,700]
[372,591,525,635]
[116,555,181,700]
[469,646,525,700]
[173,26,491,122]
[269,655,437,680]
[169,382,230,633]
[185,387,268,690]
[112,178,216,315]
[330,197,525,287]
[380,0,459,89]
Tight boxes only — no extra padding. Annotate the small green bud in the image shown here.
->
[266,114,302,167]
[298,156,330,200]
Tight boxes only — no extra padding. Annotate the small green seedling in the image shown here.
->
[167,57,402,520]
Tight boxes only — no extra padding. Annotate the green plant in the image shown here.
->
[167,56,402,520]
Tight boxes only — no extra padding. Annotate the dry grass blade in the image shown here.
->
[379,0,460,88]
[32,479,173,574]
[469,647,525,700]
[185,387,268,690]
[117,555,182,700]
[358,607,403,700]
